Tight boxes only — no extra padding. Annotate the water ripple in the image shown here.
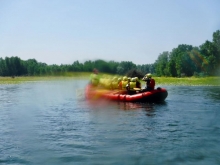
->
[0,82,220,165]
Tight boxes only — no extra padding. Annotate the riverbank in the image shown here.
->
[0,75,220,86]
[155,77,220,86]
[0,72,91,84]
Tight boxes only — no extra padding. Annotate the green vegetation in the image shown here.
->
[155,30,220,77]
[0,73,90,84]
[155,77,220,86]
[0,57,142,77]
[1,75,220,86]
[0,30,220,77]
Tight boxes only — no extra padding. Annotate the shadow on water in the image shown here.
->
[111,100,168,117]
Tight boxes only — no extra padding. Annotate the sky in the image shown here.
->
[0,0,220,65]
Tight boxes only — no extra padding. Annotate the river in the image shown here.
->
[0,79,220,165]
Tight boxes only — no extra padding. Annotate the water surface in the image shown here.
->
[0,80,220,165]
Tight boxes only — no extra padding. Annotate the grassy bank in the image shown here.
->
[155,77,220,86]
[0,72,91,84]
[1,74,220,86]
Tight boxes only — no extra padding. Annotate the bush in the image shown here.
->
[193,72,199,77]
[126,69,145,79]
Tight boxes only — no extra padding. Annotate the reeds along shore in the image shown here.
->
[155,77,220,86]
[0,74,220,86]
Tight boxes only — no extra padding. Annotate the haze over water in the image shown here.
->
[0,79,220,165]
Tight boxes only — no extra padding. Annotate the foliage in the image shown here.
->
[0,57,145,77]
[154,30,220,77]
[126,69,145,79]
[1,75,219,86]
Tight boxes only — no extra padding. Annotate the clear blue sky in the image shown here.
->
[1,0,220,65]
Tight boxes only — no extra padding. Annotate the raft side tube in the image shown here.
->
[126,93,143,102]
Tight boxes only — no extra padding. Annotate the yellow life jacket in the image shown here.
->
[105,79,111,89]
[111,81,118,89]
[129,81,136,90]
[90,73,99,86]
[121,80,128,90]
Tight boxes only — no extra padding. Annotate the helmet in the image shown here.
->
[146,73,152,78]
[123,76,128,81]
[112,77,117,81]
[118,77,122,82]
[93,68,98,74]
[131,78,136,82]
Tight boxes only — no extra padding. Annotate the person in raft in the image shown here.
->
[90,68,100,87]
[141,73,155,91]
[126,77,137,94]
[118,76,128,90]
[135,77,141,88]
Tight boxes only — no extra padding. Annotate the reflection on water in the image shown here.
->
[116,101,160,117]
[0,81,220,165]
[116,102,143,110]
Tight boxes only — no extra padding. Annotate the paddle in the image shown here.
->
[133,88,141,91]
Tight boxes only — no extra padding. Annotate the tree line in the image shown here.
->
[0,30,219,77]
[0,57,152,77]
[154,30,220,77]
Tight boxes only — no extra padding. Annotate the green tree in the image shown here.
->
[155,51,169,76]
[117,61,136,75]
[0,58,7,76]
[168,44,193,77]
[136,64,154,75]
[212,30,220,75]
[199,41,217,75]
[24,59,38,76]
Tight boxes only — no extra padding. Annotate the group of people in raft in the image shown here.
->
[90,68,155,95]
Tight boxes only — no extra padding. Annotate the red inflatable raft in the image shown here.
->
[85,85,168,102]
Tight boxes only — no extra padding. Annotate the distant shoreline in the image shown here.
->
[1,74,220,86]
